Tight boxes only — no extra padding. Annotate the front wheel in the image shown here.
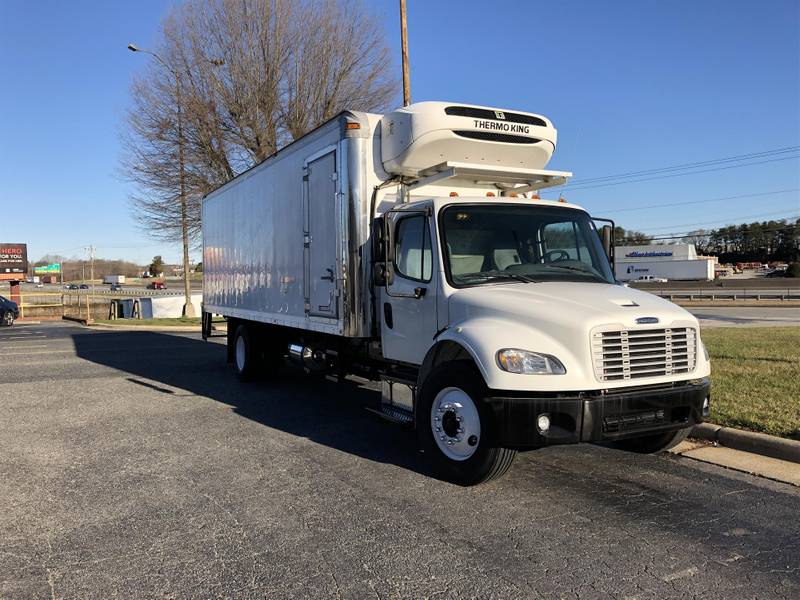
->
[418,362,516,486]
[610,426,691,454]
[2,311,13,326]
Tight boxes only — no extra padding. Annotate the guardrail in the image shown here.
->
[655,290,800,301]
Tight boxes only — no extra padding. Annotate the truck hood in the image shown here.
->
[444,282,706,392]
[448,282,696,330]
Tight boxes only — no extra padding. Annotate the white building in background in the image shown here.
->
[615,244,716,281]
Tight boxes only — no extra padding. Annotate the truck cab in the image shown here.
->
[376,194,710,484]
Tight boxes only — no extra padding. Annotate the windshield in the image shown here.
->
[440,204,615,286]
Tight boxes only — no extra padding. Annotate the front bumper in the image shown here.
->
[486,379,710,448]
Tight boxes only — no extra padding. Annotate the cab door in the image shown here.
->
[380,209,438,364]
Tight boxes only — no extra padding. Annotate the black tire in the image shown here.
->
[2,311,13,326]
[232,324,258,381]
[232,323,284,382]
[610,426,692,454]
[418,361,516,486]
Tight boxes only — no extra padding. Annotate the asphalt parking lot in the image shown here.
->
[1,322,798,599]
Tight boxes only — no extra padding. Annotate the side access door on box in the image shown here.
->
[303,148,339,319]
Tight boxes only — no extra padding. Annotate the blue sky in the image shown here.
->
[1,0,798,264]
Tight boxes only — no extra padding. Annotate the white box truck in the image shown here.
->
[103,275,126,284]
[202,102,711,485]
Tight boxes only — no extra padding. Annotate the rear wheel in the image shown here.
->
[610,426,691,454]
[233,324,257,381]
[419,361,516,486]
[232,323,284,381]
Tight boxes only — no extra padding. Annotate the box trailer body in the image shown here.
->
[202,101,711,485]
[616,259,715,281]
[103,275,126,285]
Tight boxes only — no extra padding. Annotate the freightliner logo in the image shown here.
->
[473,119,531,134]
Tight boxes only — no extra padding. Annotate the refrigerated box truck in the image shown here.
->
[202,102,711,485]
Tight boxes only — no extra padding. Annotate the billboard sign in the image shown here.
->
[0,243,28,280]
[34,263,61,274]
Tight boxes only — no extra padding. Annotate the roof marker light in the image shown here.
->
[531,194,540,200]
[486,192,495,197]
[345,121,360,130]
[449,192,459,197]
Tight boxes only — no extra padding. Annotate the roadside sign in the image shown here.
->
[0,243,28,280]
[34,263,61,274]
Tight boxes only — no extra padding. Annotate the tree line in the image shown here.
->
[616,218,800,264]
[122,0,397,244]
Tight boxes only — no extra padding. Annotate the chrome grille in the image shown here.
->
[591,327,696,381]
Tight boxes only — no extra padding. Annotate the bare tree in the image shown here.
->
[122,0,398,243]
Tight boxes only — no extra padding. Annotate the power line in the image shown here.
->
[638,211,800,233]
[563,146,800,186]
[644,223,799,241]
[561,155,800,192]
[600,188,800,214]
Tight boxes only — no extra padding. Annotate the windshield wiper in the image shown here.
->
[543,264,606,281]
[457,270,540,284]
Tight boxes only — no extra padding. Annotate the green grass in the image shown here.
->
[702,327,800,440]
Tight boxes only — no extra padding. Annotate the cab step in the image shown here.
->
[365,404,414,427]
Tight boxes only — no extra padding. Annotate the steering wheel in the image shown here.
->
[543,249,570,263]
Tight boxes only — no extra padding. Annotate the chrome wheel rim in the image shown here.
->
[235,335,246,372]
[430,387,481,461]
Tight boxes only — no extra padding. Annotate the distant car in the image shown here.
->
[110,283,123,291]
[766,269,786,278]
[0,295,19,326]
[35,282,44,288]
[64,284,79,290]
[635,275,669,283]
[79,284,89,290]
[147,281,166,290]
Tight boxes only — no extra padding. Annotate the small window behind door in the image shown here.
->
[394,216,432,281]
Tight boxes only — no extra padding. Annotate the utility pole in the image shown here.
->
[400,0,411,106]
[128,43,196,318]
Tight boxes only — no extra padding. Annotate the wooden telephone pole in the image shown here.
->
[400,0,410,106]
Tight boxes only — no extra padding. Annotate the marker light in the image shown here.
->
[559,197,567,203]
[449,192,459,197]
[497,349,566,375]
[486,192,495,197]
[344,121,361,130]
[531,194,540,200]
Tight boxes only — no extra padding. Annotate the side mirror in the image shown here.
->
[372,262,386,286]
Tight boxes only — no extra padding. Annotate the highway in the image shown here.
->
[1,322,798,598]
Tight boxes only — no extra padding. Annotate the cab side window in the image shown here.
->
[394,215,432,281]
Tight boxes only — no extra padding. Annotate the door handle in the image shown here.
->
[413,287,427,299]
[320,268,334,282]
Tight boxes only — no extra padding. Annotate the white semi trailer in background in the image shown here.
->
[202,102,711,485]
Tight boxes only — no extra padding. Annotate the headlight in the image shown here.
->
[497,349,566,375]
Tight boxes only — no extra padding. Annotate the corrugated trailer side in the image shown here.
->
[202,112,374,336]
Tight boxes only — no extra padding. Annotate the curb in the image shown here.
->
[691,423,800,464]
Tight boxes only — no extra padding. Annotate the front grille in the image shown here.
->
[591,327,696,381]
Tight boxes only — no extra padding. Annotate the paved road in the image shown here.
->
[685,306,800,328]
[1,323,798,599]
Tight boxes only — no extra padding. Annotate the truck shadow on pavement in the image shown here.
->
[70,329,431,477]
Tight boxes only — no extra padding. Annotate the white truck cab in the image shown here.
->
[202,101,711,485]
